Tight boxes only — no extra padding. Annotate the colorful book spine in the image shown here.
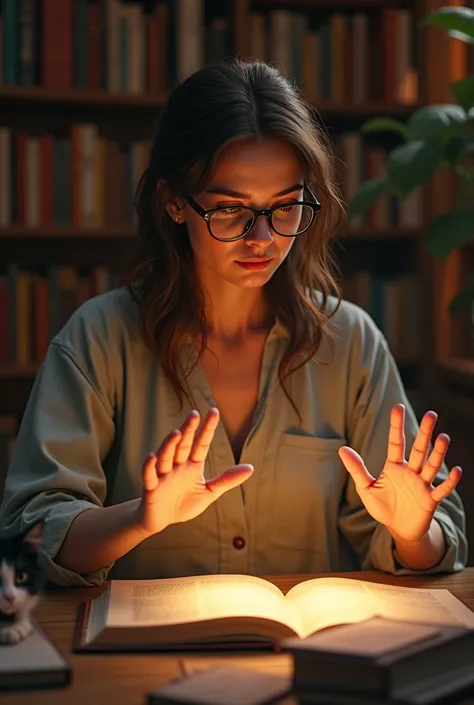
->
[0,125,150,228]
[0,264,121,365]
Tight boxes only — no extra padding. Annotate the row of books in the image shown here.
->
[0,1,418,105]
[0,415,15,502]
[335,132,424,230]
[0,264,122,365]
[0,125,423,230]
[0,260,421,367]
[249,8,418,106]
[343,271,421,361]
[0,126,150,228]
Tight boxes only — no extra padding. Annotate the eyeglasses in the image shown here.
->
[182,188,321,242]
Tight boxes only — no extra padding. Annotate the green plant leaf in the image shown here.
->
[449,274,474,317]
[424,7,474,40]
[451,76,474,110]
[361,117,408,139]
[426,210,474,258]
[387,141,443,197]
[448,29,474,44]
[407,104,467,141]
[349,178,388,217]
[444,134,474,164]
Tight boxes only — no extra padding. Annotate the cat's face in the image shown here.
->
[0,523,45,616]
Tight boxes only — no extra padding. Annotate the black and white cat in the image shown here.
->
[0,522,46,645]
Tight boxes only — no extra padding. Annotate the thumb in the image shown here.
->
[338,446,375,493]
[205,465,254,499]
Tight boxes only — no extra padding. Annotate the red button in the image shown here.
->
[232,536,246,550]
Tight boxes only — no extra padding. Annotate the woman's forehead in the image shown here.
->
[209,137,304,193]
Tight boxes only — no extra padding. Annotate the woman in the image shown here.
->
[0,59,467,586]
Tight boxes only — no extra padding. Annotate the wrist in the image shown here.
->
[390,519,447,570]
[127,498,155,540]
[132,497,169,539]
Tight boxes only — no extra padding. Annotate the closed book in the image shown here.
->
[0,620,71,691]
[283,616,474,704]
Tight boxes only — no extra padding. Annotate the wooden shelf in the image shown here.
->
[0,85,168,108]
[0,226,136,239]
[0,86,419,118]
[439,357,474,382]
[253,0,412,7]
[0,363,40,379]
[341,227,421,239]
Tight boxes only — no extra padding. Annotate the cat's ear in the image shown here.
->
[23,521,44,551]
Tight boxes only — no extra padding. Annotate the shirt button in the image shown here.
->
[232,536,246,550]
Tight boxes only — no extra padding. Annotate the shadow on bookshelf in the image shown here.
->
[0,86,420,119]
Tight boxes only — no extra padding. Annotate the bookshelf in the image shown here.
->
[0,85,420,117]
[0,0,437,471]
[0,226,136,239]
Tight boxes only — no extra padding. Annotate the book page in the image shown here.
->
[286,577,377,636]
[104,574,300,633]
[286,578,474,637]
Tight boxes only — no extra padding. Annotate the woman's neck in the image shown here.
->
[203,286,273,346]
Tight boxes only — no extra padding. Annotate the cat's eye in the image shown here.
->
[15,572,29,584]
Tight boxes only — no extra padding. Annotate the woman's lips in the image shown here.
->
[235,259,273,271]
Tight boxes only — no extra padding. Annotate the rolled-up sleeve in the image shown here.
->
[0,341,116,586]
[338,313,467,575]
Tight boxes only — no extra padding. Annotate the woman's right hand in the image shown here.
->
[135,408,254,537]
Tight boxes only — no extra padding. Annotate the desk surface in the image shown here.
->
[3,569,474,705]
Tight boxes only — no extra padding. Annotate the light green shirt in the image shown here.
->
[0,288,467,586]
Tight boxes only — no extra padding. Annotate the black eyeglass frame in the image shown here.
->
[182,187,321,242]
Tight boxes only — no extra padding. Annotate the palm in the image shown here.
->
[138,409,253,536]
[145,455,214,525]
[339,404,462,542]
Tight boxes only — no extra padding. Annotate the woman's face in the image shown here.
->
[174,137,305,289]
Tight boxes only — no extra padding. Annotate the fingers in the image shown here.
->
[387,404,406,464]
[142,453,159,492]
[420,432,451,484]
[174,411,201,464]
[205,465,254,499]
[338,446,375,493]
[155,429,182,475]
[431,466,462,504]
[408,411,438,473]
[189,408,220,463]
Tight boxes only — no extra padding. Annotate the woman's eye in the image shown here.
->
[15,572,29,584]
[214,207,243,218]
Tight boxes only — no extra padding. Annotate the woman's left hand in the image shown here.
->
[338,403,462,542]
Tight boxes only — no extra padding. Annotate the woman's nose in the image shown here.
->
[245,214,274,246]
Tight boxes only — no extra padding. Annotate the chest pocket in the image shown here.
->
[270,434,347,551]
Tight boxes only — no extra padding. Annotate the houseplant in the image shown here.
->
[349,5,474,315]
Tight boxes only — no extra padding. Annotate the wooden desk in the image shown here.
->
[3,569,474,705]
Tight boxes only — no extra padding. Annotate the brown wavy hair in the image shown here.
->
[129,58,345,417]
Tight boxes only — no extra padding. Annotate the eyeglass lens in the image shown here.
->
[209,204,314,240]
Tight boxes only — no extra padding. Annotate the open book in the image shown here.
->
[74,574,474,652]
